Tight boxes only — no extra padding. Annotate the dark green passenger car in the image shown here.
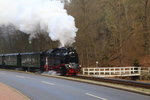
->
[4,53,19,66]
[20,52,43,71]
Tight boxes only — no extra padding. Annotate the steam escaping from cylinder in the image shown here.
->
[0,0,78,47]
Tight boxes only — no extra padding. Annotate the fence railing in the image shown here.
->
[141,67,150,73]
[82,67,142,77]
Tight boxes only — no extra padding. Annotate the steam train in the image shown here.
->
[0,47,80,75]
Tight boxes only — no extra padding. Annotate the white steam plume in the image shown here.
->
[0,0,77,47]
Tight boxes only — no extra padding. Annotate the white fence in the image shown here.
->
[141,67,150,73]
[82,67,142,77]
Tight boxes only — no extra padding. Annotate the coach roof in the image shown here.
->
[20,52,42,55]
[3,53,19,56]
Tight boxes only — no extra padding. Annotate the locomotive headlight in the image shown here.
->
[65,64,71,68]
[69,65,71,68]
[79,65,81,67]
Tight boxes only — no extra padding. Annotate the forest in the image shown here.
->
[0,0,150,67]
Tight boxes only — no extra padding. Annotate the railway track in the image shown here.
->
[72,75,150,89]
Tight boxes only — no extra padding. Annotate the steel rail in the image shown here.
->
[74,75,150,89]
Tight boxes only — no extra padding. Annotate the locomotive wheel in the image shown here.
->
[60,66,67,76]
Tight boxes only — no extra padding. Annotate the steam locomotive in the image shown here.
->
[0,47,80,75]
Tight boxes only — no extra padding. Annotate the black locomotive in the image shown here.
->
[0,47,80,75]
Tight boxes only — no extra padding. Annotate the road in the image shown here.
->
[0,70,150,100]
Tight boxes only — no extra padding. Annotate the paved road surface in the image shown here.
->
[0,70,150,100]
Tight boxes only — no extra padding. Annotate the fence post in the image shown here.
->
[94,68,96,75]
[83,68,85,75]
[129,67,131,75]
[119,68,121,75]
[99,68,101,76]
[139,67,141,75]
[88,68,89,75]
[124,67,125,74]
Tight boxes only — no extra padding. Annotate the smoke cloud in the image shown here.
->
[0,0,77,47]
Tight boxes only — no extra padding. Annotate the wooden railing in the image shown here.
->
[82,67,142,77]
[141,67,150,73]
